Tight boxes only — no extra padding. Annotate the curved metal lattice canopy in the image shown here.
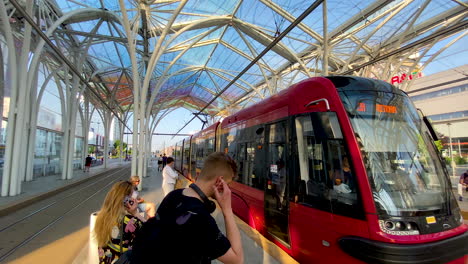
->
[24,0,467,118]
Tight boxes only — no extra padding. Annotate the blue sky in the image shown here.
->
[151,107,203,152]
[89,107,203,153]
[423,34,467,76]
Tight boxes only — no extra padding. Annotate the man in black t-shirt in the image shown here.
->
[132,152,243,264]
[162,153,167,168]
[84,155,93,172]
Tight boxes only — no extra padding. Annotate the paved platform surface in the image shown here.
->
[73,163,295,264]
[1,161,466,264]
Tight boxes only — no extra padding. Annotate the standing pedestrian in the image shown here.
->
[84,155,93,172]
[158,155,163,172]
[459,170,468,201]
[162,154,167,169]
[162,157,178,196]
[131,152,243,263]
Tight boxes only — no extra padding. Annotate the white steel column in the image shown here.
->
[23,69,38,182]
[25,66,64,181]
[102,110,113,169]
[118,111,130,164]
[61,65,87,180]
[118,0,187,181]
[81,99,95,171]
[61,19,102,180]
[0,0,34,196]
[137,1,187,180]
[118,0,140,176]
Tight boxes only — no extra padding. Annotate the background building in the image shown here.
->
[407,65,468,159]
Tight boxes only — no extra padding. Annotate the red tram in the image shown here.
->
[172,76,468,263]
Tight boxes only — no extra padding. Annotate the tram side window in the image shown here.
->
[235,141,263,189]
[183,143,191,175]
[207,138,215,156]
[251,126,266,190]
[195,140,205,176]
[236,143,246,183]
[267,122,287,207]
[231,125,265,190]
[293,113,363,219]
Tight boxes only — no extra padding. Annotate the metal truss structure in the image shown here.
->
[0,0,466,195]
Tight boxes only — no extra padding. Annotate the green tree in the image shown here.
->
[434,140,443,152]
[88,145,96,154]
[113,140,128,157]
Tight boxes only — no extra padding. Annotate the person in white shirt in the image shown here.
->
[162,157,178,196]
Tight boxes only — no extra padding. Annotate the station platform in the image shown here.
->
[73,163,297,264]
[0,160,296,264]
[0,160,467,264]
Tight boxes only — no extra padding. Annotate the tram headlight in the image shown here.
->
[406,223,412,230]
[384,221,394,230]
[394,222,402,229]
[379,220,419,235]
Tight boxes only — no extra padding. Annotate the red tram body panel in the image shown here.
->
[173,76,468,264]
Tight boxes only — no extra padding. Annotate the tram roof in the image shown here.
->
[13,0,467,121]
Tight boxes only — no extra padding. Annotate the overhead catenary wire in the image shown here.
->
[8,0,133,133]
[172,0,324,137]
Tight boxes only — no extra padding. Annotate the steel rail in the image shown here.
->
[0,167,127,233]
[0,166,131,262]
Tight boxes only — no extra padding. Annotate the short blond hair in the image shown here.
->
[199,152,237,182]
[130,175,140,183]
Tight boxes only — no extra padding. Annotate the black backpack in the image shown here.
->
[130,190,208,263]
[130,215,163,263]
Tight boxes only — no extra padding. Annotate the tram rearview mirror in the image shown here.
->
[311,112,343,139]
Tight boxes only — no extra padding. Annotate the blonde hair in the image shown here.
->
[94,181,133,247]
[130,175,140,184]
[199,152,237,182]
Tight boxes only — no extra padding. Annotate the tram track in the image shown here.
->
[0,166,131,262]
[0,167,127,233]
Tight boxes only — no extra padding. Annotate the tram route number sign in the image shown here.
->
[357,102,398,114]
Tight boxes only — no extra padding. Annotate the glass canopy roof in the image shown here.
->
[34,0,467,118]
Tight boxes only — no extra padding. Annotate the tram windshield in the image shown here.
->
[339,90,453,217]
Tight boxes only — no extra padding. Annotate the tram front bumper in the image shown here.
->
[339,231,468,264]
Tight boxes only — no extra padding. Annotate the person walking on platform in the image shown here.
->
[129,175,156,218]
[131,152,244,264]
[157,154,163,172]
[162,157,178,196]
[459,170,468,201]
[162,153,168,169]
[84,155,93,172]
[94,181,146,264]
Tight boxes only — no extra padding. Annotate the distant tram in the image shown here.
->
[172,76,468,263]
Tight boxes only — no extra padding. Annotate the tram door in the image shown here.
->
[264,121,290,245]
